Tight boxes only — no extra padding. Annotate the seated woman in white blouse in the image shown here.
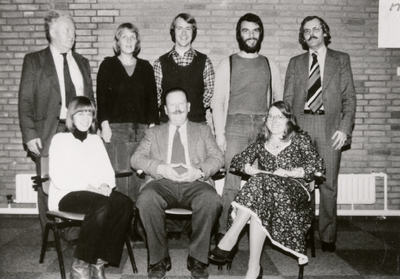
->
[48,96,133,279]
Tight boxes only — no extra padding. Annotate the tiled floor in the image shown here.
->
[0,216,399,278]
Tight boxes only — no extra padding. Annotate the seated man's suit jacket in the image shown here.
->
[131,121,224,190]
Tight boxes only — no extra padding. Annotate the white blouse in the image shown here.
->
[48,133,115,211]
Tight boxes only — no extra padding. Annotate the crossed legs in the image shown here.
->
[217,208,266,279]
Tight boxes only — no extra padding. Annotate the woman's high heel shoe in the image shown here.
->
[225,244,238,270]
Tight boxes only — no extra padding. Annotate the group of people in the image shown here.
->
[18,9,356,279]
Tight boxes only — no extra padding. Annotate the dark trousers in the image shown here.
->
[136,179,222,265]
[302,114,341,243]
[59,190,133,265]
[104,123,147,202]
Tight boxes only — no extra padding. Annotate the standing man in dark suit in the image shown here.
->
[131,88,223,279]
[284,16,356,252]
[18,10,94,247]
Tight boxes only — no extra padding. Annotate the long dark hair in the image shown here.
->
[236,13,264,53]
[260,101,300,142]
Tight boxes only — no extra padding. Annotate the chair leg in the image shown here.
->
[53,224,67,279]
[39,222,51,263]
[298,264,305,279]
[125,234,138,273]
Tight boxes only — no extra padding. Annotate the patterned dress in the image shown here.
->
[229,131,325,264]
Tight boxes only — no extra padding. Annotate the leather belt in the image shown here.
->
[304,110,325,115]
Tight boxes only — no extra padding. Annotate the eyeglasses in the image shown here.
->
[266,115,287,121]
[303,26,322,36]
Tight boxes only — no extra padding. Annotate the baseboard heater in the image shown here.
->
[0,174,38,214]
[315,172,400,217]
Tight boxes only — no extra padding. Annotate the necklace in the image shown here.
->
[265,139,290,154]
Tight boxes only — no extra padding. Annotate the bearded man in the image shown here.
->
[211,13,283,241]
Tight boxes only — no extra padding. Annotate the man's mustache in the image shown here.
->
[246,38,258,42]
[172,110,184,114]
[308,36,318,41]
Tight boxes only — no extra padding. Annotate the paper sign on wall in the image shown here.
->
[379,1,400,48]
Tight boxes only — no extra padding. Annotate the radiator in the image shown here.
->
[315,172,400,216]
[0,174,38,214]
[15,174,37,203]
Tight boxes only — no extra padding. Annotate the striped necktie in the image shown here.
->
[307,52,323,113]
[171,126,187,174]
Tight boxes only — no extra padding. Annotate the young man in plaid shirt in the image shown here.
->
[154,13,214,129]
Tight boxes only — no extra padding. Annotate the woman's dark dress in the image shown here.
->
[230,131,325,263]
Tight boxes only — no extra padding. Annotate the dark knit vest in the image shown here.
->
[159,51,207,123]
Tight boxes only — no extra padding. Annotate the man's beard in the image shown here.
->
[239,36,261,53]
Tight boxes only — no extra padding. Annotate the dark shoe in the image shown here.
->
[226,244,238,270]
[90,259,107,279]
[70,258,90,279]
[216,233,225,245]
[148,257,171,279]
[321,241,336,252]
[167,231,181,240]
[46,241,57,252]
[187,256,209,279]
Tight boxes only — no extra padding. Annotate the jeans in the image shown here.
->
[104,123,147,202]
[217,114,265,234]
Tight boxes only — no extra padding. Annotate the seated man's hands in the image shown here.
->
[176,164,202,183]
[157,164,202,183]
[157,164,184,181]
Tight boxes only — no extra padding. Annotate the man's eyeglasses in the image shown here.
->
[266,115,287,121]
[303,26,322,36]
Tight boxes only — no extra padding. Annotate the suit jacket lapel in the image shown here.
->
[159,123,170,163]
[299,53,309,92]
[42,47,61,96]
[322,49,338,92]
[187,122,197,165]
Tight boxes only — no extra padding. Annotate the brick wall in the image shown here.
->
[1,0,399,209]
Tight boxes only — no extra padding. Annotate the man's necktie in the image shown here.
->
[307,52,323,113]
[171,126,187,174]
[61,53,76,107]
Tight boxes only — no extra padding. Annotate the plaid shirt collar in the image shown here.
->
[168,46,197,58]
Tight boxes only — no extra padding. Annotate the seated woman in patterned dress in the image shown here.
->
[208,101,325,279]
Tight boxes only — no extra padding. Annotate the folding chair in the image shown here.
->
[35,171,138,279]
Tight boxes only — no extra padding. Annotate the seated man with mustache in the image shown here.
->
[131,88,223,279]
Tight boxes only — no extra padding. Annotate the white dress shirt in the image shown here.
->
[50,45,84,119]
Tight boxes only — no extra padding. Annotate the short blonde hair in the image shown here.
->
[66,96,97,133]
[113,23,141,57]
